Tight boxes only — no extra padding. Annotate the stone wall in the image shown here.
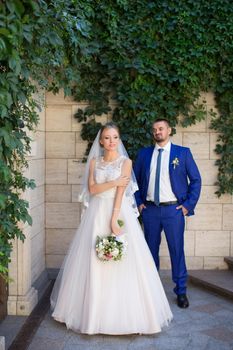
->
[45,91,233,271]
[8,93,45,315]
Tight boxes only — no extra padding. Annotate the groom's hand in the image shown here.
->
[176,205,188,216]
[139,204,146,214]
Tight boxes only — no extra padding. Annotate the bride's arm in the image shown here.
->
[88,158,130,195]
[111,158,132,235]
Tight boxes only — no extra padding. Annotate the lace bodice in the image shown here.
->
[95,155,126,184]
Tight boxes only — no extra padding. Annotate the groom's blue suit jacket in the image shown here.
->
[133,144,202,216]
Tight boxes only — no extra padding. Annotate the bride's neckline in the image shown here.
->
[101,155,123,163]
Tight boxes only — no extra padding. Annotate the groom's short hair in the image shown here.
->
[153,118,170,127]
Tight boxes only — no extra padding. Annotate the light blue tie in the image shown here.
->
[154,148,164,206]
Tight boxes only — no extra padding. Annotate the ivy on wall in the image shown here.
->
[0,0,233,278]
[0,0,94,278]
[73,0,233,196]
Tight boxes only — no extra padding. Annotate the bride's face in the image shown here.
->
[100,127,120,151]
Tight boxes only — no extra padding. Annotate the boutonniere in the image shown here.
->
[172,157,179,169]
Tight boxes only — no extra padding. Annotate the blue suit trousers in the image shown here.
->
[142,202,187,295]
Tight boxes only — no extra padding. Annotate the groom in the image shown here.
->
[133,118,201,308]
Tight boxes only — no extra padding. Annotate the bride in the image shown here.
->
[50,122,173,335]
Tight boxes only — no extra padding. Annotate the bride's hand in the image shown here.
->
[115,175,130,187]
[111,218,121,236]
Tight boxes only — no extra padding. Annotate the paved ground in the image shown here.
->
[0,273,233,350]
[25,274,233,350]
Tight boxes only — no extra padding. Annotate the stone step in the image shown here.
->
[189,270,233,300]
[224,257,233,271]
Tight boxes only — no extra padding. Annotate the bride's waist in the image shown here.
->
[95,188,116,198]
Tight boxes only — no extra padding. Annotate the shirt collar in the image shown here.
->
[155,141,171,152]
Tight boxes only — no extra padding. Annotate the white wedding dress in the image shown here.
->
[51,155,173,334]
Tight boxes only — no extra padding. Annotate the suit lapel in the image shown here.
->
[145,146,154,183]
[169,143,175,176]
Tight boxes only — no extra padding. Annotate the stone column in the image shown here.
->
[7,227,38,316]
[7,92,45,315]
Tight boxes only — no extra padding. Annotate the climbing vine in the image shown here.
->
[0,0,94,278]
[73,0,233,196]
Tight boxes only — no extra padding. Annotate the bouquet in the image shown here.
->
[95,220,127,261]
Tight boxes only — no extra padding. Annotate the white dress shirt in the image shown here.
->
[147,141,177,203]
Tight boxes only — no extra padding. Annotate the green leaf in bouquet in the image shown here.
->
[117,219,124,228]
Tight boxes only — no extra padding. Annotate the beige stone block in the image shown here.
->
[36,131,45,159]
[31,230,45,282]
[210,133,221,160]
[75,131,83,142]
[46,159,67,184]
[71,117,82,132]
[76,142,88,158]
[183,133,209,159]
[199,186,231,204]
[46,107,72,131]
[206,105,220,131]
[186,257,204,270]
[184,231,195,256]
[71,105,108,132]
[46,90,74,105]
[30,204,45,238]
[7,296,17,315]
[72,185,82,202]
[176,117,207,133]
[46,203,80,228]
[170,132,183,146]
[195,231,230,257]
[68,160,85,185]
[223,205,233,230]
[23,186,31,205]
[46,132,75,158]
[15,287,38,316]
[31,233,45,256]
[71,105,88,131]
[29,159,45,187]
[231,231,233,256]
[95,114,108,124]
[187,204,222,230]
[46,228,76,254]
[28,131,45,159]
[202,92,216,106]
[159,257,171,269]
[46,254,65,268]
[37,107,45,132]
[160,231,194,257]
[8,240,18,295]
[204,257,228,270]
[160,233,169,257]
[196,159,218,186]
[46,185,71,203]
[75,132,95,146]
[29,185,45,209]
[32,259,46,285]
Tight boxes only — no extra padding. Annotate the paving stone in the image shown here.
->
[205,338,233,350]
[3,276,233,350]
[202,326,233,343]
[191,303,223,314]
[28,336,65,350]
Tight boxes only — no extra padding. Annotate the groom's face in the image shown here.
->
[152,121,171,144]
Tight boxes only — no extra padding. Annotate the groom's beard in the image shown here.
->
[154,135,165,143]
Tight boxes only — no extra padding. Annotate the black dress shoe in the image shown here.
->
[177,294,189,308]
